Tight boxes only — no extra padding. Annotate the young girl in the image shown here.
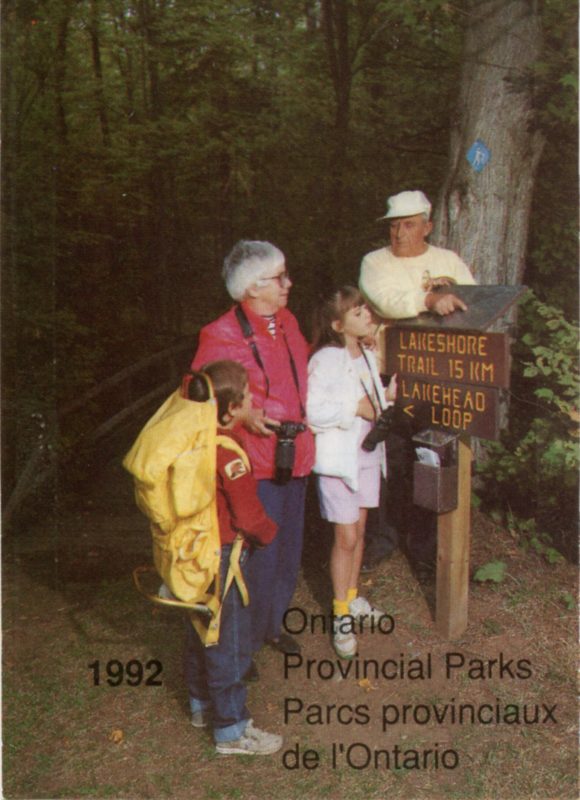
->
[307,286,396,659]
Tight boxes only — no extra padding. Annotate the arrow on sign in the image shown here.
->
[403,405,415,418]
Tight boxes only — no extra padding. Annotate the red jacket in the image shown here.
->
[216,429,277,546]
[192,303,315,480]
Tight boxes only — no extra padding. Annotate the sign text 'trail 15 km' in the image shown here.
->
[385,328,509,389]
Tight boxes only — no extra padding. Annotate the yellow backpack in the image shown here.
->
[123,377,249,646]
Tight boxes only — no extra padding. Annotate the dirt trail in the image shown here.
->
[3,459,578,800]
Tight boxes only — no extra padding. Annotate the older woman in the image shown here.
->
[191,240,314,674]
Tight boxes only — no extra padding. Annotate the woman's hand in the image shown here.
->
[244,408,279,436]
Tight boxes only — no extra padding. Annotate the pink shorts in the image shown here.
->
[317,465,381,525]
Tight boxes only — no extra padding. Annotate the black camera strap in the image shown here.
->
[358,345,383,419]
[235,304,306,420]
[279,327,306,420]
[235,305,270,399]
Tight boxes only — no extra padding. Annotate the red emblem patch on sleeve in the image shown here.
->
[224,458,248,481]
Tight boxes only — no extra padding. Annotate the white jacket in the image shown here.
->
[307,345,389,491]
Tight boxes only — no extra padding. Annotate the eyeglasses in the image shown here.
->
[257,270,291,287]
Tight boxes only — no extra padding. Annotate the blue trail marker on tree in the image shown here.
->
[466,139,491,172]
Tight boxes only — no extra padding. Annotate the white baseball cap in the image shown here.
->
[379,190,432,220]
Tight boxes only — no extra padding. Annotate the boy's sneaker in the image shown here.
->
[332,616,357,660]
[349,596,384,623]
[191,708,212,729]
[215,720,282,756]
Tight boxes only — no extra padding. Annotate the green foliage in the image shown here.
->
[559,591,576,611]
[534,0,578,130]
[473,561,507,584]
[2,0,577,529]
[507,514,565,565]
[527,0,578,317]
[1,0,465,491]
[470,491,482,508]
[478,293,579,558]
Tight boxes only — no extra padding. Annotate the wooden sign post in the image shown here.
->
[436,437,472,639]
[384,286,527,639]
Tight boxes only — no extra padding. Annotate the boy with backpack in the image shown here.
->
[124,360,281,756]
[185,360,281,755]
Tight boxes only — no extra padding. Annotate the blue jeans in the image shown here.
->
[247,478,307,652]
[184,545,252,743]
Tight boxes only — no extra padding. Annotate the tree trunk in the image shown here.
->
[54,1,74,145]
[320,0,352,288]
[432,0,545,285]
[89,0,111,146]
[321,0,351,133]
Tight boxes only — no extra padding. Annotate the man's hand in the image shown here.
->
[424,276,457,291]
[244,408,279,436]
[425,291,468,316]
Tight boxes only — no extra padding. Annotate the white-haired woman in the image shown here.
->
[191,240,315,676]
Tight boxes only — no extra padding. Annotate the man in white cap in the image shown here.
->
[359,189,475,320]
[358,190,475,575]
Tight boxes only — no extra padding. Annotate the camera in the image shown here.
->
[266,420,307,484]
[361,406,396,453]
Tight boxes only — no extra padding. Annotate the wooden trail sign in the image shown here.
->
[391,285,528,331]
[385,285,527,639]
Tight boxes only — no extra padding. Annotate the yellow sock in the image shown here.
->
[347,588,358,604]
[333,598,350,617]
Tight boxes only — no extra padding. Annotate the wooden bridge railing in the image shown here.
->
[4,335,199,528]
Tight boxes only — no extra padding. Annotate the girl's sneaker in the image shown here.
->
[349,596,384,623]
[332,616,357,659]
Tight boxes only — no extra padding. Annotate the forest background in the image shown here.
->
[2,0,578,556]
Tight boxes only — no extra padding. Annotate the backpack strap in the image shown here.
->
[133,533,249,647]
[194,436,252,645]
[132,565,214,611]
[214,436,252,605]
[190,534,249,647]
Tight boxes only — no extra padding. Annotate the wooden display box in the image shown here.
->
[412,429,458,513]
